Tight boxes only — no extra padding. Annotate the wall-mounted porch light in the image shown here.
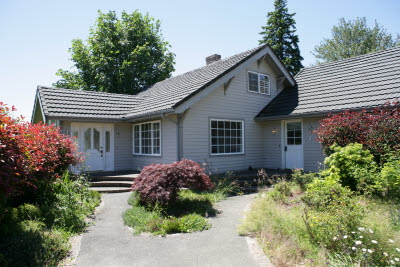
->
[271,128,277,135]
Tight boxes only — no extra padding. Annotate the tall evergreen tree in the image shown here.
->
[259,0,303,75]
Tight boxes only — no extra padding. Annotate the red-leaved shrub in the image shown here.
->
[132,159,214,206]
[314,100,400,163]
[0,102,82,201]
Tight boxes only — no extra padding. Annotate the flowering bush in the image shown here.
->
[0,102,82,201]
[328,227,400,266]
[314,100,400,163]
[132,159,214,206]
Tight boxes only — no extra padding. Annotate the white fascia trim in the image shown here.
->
[265,46,296,86]
[31,90,46,124]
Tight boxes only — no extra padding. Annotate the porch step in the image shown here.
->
[90,181,133,187]
[89,175,138,182]
[89,187,132,193]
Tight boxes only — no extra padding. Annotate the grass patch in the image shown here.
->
[123,190,219,236]
[124,171,242,236]
[123,187,234,236]
[239,183,400,266]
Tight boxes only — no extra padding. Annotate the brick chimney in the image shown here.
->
[206,54,221,65]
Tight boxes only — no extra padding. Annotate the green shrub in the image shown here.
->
[211,171,242,196]
[17,203,41,221]
[178,213,211,233]
[0,229,69,266]
[302,177,352,210]
[323,143,382,194]
[302,178,365,246]
[18,220,46,232]
[269,181,293,203]
[292,169,316,190]
[42,172,101,233]
[380,156,400,199]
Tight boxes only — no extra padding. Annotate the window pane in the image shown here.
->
[93,128,100,151]
[84,128,91,151]
[210,120,243,154]
[211,121,217,128]
[105,131,111,152]
[259,75,270,94]
[134,125,140,153]
[141,123,152,154]
[295,138,302,145]
[73,131,79,144]
[248,72,259,92]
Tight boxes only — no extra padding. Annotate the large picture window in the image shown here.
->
[210,119,244,155]
[133,121,161,155]
[248,71,270,95]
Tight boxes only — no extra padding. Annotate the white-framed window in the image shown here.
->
[248,71,270,95]
[210,119,244,155]
[132,121,161,156]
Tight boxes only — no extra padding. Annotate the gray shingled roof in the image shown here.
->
[37,45,267,120]
[256,46,400,119]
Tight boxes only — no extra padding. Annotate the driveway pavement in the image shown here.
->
[75,192,261,267]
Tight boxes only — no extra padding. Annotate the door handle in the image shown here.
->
[285,146,287,152]
[100,149,103,157]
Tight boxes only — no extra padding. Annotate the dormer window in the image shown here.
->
[248,71,270,95]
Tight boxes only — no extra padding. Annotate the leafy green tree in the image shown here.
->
[313,17,400,63]
[54,10,175,94]
[259,0,304,75]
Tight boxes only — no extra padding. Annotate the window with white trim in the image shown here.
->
[210,119,244,155]
[133,121,161,155]
[248,71,270,95]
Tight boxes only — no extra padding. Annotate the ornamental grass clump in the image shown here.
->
[132,159,214,206]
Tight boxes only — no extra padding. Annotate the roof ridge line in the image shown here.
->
[303,45,400,71]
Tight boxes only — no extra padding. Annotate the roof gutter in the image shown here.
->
[123,108,175,122]
[254,105,393,121]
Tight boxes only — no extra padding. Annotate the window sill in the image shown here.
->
[133,154,162,157]
[210,152,245,157]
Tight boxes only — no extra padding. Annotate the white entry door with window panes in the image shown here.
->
[284,121,303,169]
[71,123,114,172]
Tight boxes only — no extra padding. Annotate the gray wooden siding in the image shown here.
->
[182,60,281,173]
[303,117,326,172]
[114,123,134,170]
[262,120,282,169]
[131,117,177,171]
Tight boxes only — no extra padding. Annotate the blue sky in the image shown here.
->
[1,0,399,120]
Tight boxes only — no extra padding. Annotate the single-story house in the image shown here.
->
[31,44,400,173]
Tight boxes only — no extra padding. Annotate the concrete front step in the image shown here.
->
[89,175,138,182]
[89,187,132,193]
[90,181,133,187]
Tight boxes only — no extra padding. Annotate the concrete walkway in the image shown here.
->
[75,192,261,267]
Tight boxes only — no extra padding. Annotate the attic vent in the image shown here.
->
[206,54,221,65]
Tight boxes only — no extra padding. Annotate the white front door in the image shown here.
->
[71,123,114,172]
[284,121,303,169]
